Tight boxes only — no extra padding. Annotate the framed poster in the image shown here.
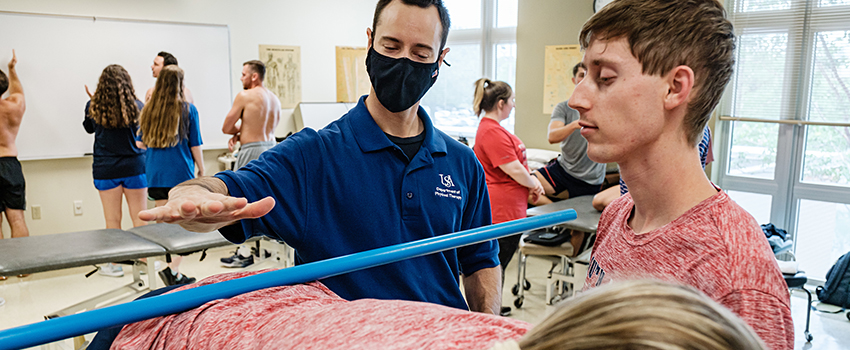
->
[542,45,582,114]
[335,46,370,102]
[259,45,302,108]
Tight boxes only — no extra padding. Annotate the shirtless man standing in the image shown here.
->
[0,50,29,243]
[145,51,194,104]
[218,60,280,268]
[222,60,280,170]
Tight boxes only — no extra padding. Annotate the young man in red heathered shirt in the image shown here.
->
[572,0,794,349]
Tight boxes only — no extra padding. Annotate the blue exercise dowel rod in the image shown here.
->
[0,210,576,349]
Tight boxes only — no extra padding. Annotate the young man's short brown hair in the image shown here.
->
[579,0,735,146]
[243,60,266,81]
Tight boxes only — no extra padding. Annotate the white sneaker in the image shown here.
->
[99,263,124,277]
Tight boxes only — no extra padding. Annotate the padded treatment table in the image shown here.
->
[0,229,166,318]
[526,195,602,232]
[127,223,270,267]
[127,223,232,256]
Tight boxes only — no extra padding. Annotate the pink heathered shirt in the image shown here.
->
[112,270,531,350]
[584,190,794,350]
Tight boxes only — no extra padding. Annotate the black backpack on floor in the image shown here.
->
[816,252,850,309]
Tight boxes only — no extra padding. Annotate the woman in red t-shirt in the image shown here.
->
[472,78,544,316]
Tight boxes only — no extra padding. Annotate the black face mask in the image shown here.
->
[365,47,440,113]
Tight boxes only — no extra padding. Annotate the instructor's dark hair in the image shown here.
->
[243,60,266,80]
[372,0,451,51]
[158,51,179,66]
[0,70,7,96]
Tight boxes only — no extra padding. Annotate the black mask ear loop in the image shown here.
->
[439,43,450,66]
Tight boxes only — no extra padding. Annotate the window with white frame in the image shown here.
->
[420,0,518,138]
[718,0,850,281]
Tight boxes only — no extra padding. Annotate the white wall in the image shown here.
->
[0,0,377,236]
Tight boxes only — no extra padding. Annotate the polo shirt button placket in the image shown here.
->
[406,192,414,199]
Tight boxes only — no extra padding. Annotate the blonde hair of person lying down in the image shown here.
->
[497,279,767,350]
[111,270,764,350]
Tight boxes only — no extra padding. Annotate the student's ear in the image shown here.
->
[366,28,374,50]
[437,47,450,66]
[664,65,694,111]
[497,99,505,110]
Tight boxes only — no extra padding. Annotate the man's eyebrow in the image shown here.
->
[378,36,434,52]
[591,59,612,67]
[413,43,434,52]
[379,36,401,44]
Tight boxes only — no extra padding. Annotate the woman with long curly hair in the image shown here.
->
[139,65,204,285]
[84,64,147,277]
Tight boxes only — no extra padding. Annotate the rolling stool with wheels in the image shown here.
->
[775,244,813,343]
[511,229,574,308]
[546,247,593,304]
[784,271,813,342]
[515,195,603,308]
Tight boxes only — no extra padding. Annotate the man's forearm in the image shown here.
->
[463,266,501,315]
[171,176,229,197]
[547,123,579,144]
[222,121,240,135]
[8,67,23,95]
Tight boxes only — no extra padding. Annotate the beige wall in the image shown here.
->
[515,0,593,152]
[0,0,376,236]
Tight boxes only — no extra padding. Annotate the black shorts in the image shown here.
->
[148,187,172,201]
[537,159,602,198]
[0,157,26,211]
[498,234,522,271]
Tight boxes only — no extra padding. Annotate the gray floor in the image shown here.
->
[1,245,848,349]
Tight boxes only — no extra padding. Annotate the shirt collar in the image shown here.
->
[349,95,447,156]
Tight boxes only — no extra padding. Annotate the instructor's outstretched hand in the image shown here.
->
[138,177,275,233]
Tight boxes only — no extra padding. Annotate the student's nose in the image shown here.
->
[568,78,590,113]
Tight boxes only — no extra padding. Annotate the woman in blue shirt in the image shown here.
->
[139,65,204,285]
[84,64,147,277]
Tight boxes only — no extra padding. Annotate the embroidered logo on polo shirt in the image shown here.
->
[435,173,462,201]
[439,174,455,188]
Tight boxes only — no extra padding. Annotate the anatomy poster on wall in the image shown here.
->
[335,46,370,102]
[542,45,582,114]
[259,45,301,108]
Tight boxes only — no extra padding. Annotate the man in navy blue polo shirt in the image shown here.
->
[139,0,502,315]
